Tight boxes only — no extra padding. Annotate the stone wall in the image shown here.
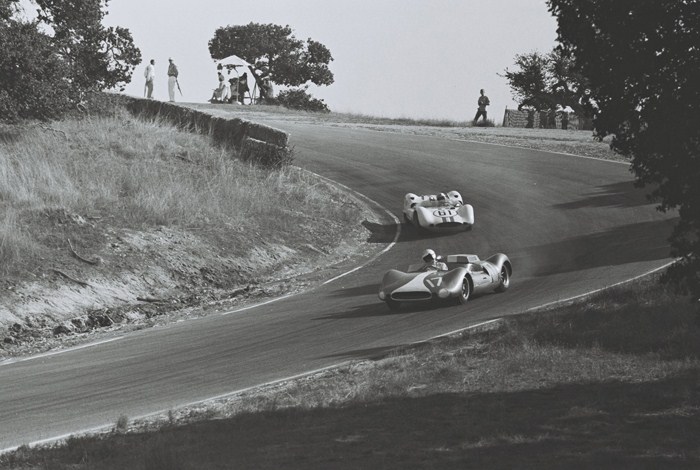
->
[112,95,291,168]
[502,108,593,131]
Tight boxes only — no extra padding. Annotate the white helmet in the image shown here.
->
[422,249,436,262]
[437,193,447,202]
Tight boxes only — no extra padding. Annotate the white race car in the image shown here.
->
[403,191,474,231]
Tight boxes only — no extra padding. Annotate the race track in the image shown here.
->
[0,118,676,450]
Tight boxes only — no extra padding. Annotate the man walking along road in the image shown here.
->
[167,58,179,102]
[144,59,155,99]
[474,88,490,124]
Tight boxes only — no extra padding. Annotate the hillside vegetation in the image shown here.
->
[0,108,377,358]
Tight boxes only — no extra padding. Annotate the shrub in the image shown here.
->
[269,88,330,112]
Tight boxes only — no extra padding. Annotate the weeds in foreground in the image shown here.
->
[4,277,697,469]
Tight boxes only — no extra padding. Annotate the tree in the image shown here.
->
[0,0,140,122]
[502,51,552,111]
[547,48,590,115]
[0,19,72,121]
[502,48,588,114]
[33,0,141,93]
[548,0,700,298]
[208,23,333,103]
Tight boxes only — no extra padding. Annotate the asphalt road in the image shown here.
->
[0,119,676,450]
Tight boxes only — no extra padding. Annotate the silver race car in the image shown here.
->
[378,251,511,310]
[403,191,474,231]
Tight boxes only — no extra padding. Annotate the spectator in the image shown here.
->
[237,72,250,104]
[167,58,178,102]
[473,89,490,124]
[144,59,155,99]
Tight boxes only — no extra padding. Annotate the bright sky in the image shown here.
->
[102,0,558,121]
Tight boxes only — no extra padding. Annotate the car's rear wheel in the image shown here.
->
[495,265,510,293]
[386,299,401,311]
[457,276,472,304]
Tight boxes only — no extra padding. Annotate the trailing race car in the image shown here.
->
[403,190,474,231]
[377,250,511,311]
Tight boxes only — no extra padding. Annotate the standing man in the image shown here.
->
[167,57,179,102]
[144,59,155,99]
[474,88,490,124]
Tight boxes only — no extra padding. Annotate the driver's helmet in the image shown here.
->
[422,248,436,263]
[437,193,447,203]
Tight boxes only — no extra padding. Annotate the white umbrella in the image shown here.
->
[215,55,258,103]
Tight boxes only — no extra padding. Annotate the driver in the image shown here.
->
[421,248,448,271]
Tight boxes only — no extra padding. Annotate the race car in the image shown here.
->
[403,190,474,231]
[377,252,511,311]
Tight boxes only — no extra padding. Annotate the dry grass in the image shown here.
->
[0,111,358,277]
[4,276,699,469]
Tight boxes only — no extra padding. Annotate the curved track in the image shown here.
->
[0,119,675,450]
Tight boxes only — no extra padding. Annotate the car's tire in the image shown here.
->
[457,275,472,304]
[495,265,510,293]
[413,211,420,227]
[386,299,401,311]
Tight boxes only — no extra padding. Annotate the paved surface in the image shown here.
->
[0,118,675,450]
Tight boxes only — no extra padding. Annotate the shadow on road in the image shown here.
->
[362,220,471,244]
[554,181,656,209]
[518,217,677,276]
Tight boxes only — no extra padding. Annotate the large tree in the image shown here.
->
[208,22,333,99]
[33,0,141,93]
[502,51,552,111]
[0,0,140,122]
[502,48,588,114]
[0,19,72,121]
[548,0,700,298]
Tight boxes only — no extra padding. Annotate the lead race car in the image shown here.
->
[403,190,475,231]
[378,250,512,310]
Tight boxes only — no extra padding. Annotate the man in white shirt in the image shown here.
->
[144,59,155,99]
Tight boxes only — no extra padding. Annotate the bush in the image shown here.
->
[269,88,330,112]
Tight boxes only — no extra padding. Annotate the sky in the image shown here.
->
[100,0,559,121]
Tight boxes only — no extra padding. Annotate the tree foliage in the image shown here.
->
[502,48,588,114]
[208,22,333,102]
[34,0,141,92]
[0,0,140,122]
[0,20,72,121]
[548,0,700,298]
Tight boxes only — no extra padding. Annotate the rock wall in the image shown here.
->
[502,108,593,131]
[112,95,291,168]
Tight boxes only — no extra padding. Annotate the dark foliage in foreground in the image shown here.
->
[549,0,700,301]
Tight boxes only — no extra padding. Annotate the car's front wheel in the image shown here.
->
[457,276,472,304]
[495,265,510,293]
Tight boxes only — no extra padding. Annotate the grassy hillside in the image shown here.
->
[0,108,378,358]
